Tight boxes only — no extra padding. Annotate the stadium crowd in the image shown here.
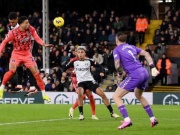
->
[0,8,179,92]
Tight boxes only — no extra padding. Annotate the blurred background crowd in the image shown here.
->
[0,0,180,92]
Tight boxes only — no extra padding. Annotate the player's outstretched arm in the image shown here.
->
[63,59,74,72]
[139,50,154,65]
[30,26,53,47]
[139,50,159,76]
[43,43,54,47]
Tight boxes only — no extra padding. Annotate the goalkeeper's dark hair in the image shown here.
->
[18,16,28,25]
[116,32,127,42]
[8,12,18,20]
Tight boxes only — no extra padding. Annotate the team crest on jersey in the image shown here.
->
[30,57,35,61]
[85,62,89,66]
[17,35,21,39]
[27,31,31,36]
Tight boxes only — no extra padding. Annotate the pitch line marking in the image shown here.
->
[0,117,180,126]
[0,117,76,126]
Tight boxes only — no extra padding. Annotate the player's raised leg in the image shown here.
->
[95,87,119,118]
[134,88,158,127]
[28,63,51,102]
[0,63,17,99]
[113,87,132,129]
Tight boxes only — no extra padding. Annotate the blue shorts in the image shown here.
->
[119,68,149,91]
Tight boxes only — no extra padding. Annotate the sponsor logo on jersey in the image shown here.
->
[75,68,88,71]
[20,37,30,43]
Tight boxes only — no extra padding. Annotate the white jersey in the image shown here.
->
[7,23,19,31]
[6,23,19,40]
[65,58,101,83]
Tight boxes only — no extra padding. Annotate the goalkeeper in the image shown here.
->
[112,32,159,130]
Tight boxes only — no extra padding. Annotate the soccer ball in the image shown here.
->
[53,17,64,27]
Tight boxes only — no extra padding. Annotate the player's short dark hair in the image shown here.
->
[116,32,127,42]
[8,12,18,20]
[18,16,28,24]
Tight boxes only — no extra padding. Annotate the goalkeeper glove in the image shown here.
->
[150,64,159,77]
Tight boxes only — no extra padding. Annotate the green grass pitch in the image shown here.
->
[0,104,179,135]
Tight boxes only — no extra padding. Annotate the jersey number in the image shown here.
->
[128,50,137,62]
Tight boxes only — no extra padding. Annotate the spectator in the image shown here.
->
[171,16,179,28]
[160,21,168,31]
[177,36,180,44]
[93,51,104,65]
[153,29,161,45]
[103,48,115,74]
[164,29,170,43]
[108,28,116,44]
[127,31,137,46]
[61,51,70,66]
[173,29,179,41]
[36,56,42,69]
[51,83,56,91]
[57,76,66,91]
[168,35,176,45]
[51,73,58,83]
[97,30,108,44]
[86,42,95,58]
[128,13,136,31]
[156,53,172,85]
[24,81,31,92]
[45,79,52,91]
[64,76,72,91]
[43,73,51,85]
[67,45,75,58]
[107,17,114,28]
[151,50,159,66]
[155,43,165,59]
[113,16,124,31]
[105,25,112,36]
[72,32,83,45]
[159,36,167,46]
[105,79,117,92]
[0,23,5,39]
[136,14,148,45]
[91,66,104,83]
[83,29,94,45]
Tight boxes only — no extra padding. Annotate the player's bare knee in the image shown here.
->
[135,93,141,100]
[100,93,107,99]
[112,93,116,100]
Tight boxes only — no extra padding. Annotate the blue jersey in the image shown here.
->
[113,43,143,74]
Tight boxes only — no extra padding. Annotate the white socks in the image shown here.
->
[124,117,131,122]
[41,90,46,96]
[0,84,5,90]
[150,116,156,121]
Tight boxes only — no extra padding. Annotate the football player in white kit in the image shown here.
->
[64,46,119,120]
